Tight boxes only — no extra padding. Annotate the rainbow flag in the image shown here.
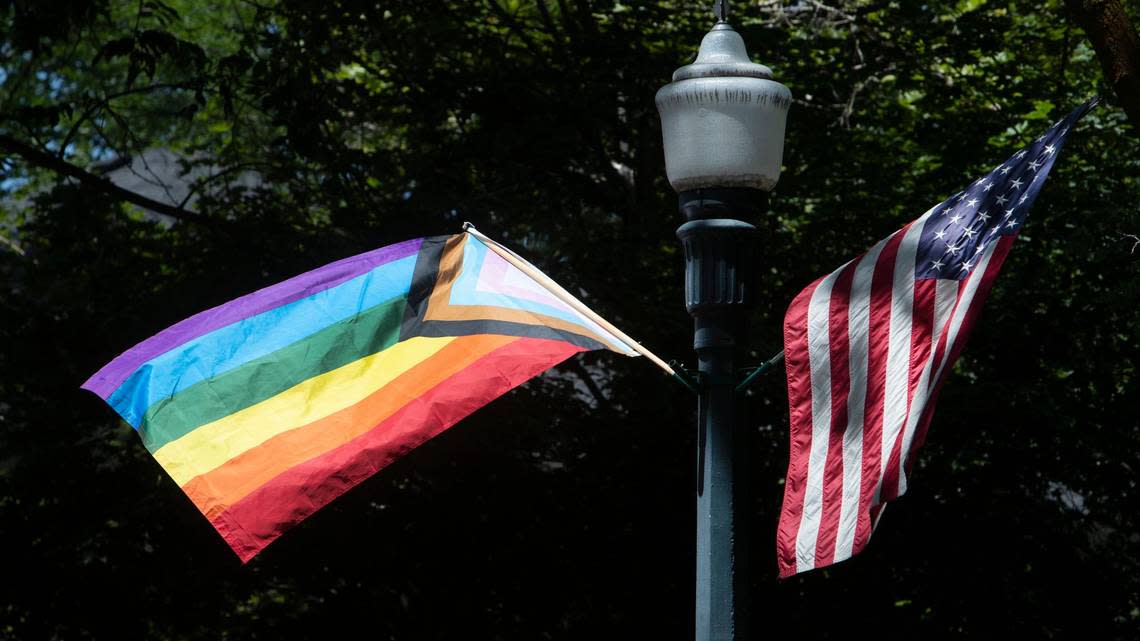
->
[83,231,639,561]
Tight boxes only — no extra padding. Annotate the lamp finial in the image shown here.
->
[714,0,728,23]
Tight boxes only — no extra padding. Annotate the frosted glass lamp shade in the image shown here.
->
[656,23,792,193]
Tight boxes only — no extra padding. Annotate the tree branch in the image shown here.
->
[0,233,25,256]
[1065,0,1140,131]
[562,357,611,413]
[177,161,268,209]
[0,133,220,227]
[56,82,198,155]
[1119,232,1140,254]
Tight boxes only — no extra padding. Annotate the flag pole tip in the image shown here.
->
[461,221,476,232]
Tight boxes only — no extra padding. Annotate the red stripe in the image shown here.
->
[776,274,826,578]
[852,231,905,557]
[209,337,583,562]
[909,280,941,407]
[904,236,1016,476]
[880,278,936,502]
[904,281,969,478]
[814,262,857,566]
[897,277,965,487]
[926,282,963,398]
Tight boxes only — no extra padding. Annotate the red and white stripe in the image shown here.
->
[777,209,1017,578]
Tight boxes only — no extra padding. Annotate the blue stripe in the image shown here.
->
[108,255,418,428]
[450,237,595,328]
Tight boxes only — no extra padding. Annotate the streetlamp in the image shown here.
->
[655,2,791,640]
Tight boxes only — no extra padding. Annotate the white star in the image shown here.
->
[1010,178,1024,189]
[934,229,947,240]
[949,214,963,224]
[1005,219,1018,228]
[975,176,988,185]
[961,260,974,273]
[978,211,991,223]
[941,207,954,216]
[975,243,986,254]
[1020,193,1029,204]
[1044,144,1056,155]
[999,166,1011,175]
[1015,150,1028,159]
[962,227,977,238]
[1036,133,1047,142]
[966,198,979,208]
[995,194,1009,205]
[983,182,994,192]
[989,226,1001,236]
[1029,159,1042,171]
[931,259,944,271]
[1005,208,1015,218]
[946,243,961,255]
[957,193,968,202]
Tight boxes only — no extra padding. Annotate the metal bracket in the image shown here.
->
[668,360,701,394]
[669,350,785,395]
[734,350,785,393]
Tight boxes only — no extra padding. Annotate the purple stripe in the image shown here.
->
[81,238,423,399]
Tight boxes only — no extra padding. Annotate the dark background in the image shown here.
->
[2,1,1138,639]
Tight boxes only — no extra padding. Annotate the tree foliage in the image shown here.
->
[2,1,1138,639]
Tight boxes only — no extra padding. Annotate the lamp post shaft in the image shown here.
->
[695,339,743,641]
[678,191,761,641]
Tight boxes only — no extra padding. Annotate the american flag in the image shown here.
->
[777,98,1098,578]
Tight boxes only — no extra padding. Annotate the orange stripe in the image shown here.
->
[181,333,515,520]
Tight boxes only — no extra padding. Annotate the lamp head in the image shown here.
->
[655,22,791,193]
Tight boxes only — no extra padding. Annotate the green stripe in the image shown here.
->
[140,295,408,451]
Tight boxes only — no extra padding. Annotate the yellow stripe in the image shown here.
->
[154,336,455,485]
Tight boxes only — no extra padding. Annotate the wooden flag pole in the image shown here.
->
[462,223,676,376]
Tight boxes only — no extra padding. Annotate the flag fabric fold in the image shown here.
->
[777,98,1098,578]
[84,231,639,562]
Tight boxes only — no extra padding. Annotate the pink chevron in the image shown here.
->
[475,249,577,314]
[466,240,638,357]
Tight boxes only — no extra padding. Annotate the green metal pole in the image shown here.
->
[678,190,761,641]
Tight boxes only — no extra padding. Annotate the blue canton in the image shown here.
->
[914,99,1097,280]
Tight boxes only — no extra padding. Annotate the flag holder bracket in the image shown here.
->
[669,349,783,395]
[734,350,785,393]
[668,360,702,394]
